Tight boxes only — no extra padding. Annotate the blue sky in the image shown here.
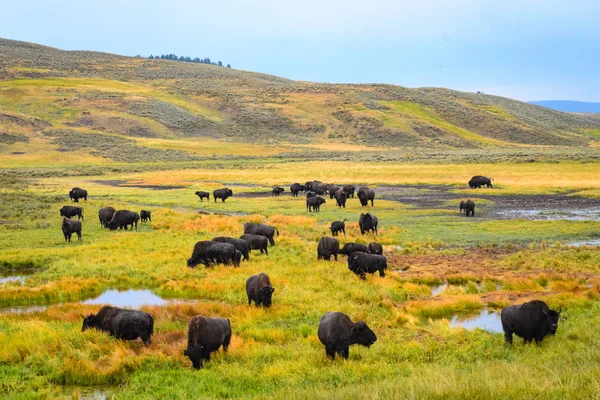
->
[2,0,599,101]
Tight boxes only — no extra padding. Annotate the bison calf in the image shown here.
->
[340,243,368,256]
[501,300,561,345]
[82,306,153,345]
[330,219,346,236]
[272,186,285,196]
[460,200,475,217]
[239,234,269,255]
[358,213,378,235]
[62,217,82,242]
[195,191,210,201]
[318,312,377,360]
[140,210,152,223]
[246,273,275,307]
[185,316,231,369]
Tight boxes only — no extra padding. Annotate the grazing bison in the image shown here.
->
[290,183,306,197]
[69,187,88,203]
[358,213,378,235]
[306,191,316,198]
[305,181,322,192]
[212,237,250,261]
[314,187,326,196]
[340,243,368,256]
[468,175,493,189]
[195,191,210,202]
[98,206,116,228]
[187,241,239,268]
[342,185,356,198]
[317,312,377,360]
[60,205,84,221]
[240,234,269,255]
[82,306,153,345]
[184,316,231,369]
[186,241,213,267]
[330,219,346,236]
[328,185,340,199]
[272,186,285,196]
[213,188,233,203]
[107,210,139,231]
[501,300,561,345]
[335,189,347,208]
[307,196,326,212]
[460,200,475,217]
[140,210,152,223]
[357,189,375,207]
[348,252,387,280]
[243,223,279,246]
[317,236,340,261]
[246,273,275,307]
[367,242,383,255]
[62,217,82,242]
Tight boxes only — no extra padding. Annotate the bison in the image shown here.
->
[107,210,139,231]
[272,186,285,196]
[501,300,561,345]
[357,189,375,207]
[213,188,233,203]
[195,191,210,202]
[98,206,116,228]
[317,236,340,261]
[307,196,326,212]
[184,316,231,369]
[358,213,378,235]
[212,237,250,261]
[340,243,368,256]
[330,220,346,236]
[317,312,377,360]
[82,306,153,345]
[62,217,82,242]
[140,210,152,223]
[327,185,340,199]
[469,175,493,188]
[239,234,269,255]
[60,205,84,221]
[367,242,383,255]
[306,191,316,198]
[460,200,475,217]
[348,252,387,280]
[290,183,306,197]
[342,185,356,198]
[305,181,322,192]
[187,241,239,268]
[246,273,275,307]
[69,187,88,203]
[243,223,279,246]
[335,189,347,208]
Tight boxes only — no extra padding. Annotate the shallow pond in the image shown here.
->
[0,269,38,285]
[449,309,503,333]
[430,284,448,296]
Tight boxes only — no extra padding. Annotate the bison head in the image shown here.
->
[184,345,205,369]
[351,321,377,347]
[545,308,561,335]
[81,314,97,332]
[226,189,233,196]
[60,207,66,216]
[260,286,275,307]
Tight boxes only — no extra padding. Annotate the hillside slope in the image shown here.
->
[2,37,600,162]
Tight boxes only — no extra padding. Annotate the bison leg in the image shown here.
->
[503,330,513,344]
[268,237,275,246]
[379,268,385,278]
[325,346,336,360]
[264,246,268,255]
[248,297,252,306]
[370,199,374,206]
[333,253,338,261]
[341,347,349,360]
[77,230,82,241]
[64,233,68,242]
[142,334,152,346]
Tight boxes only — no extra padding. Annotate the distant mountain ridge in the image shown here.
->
[529,101,600,113]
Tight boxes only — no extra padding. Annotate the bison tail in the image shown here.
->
[148,314,155,335]
[274,227,279,236]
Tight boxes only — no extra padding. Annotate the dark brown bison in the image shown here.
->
[317,312,377,360]
[69,187,88,203]
[213,188,233,203]
[342,185,356,198]
[184,316,231,369]
[367,242,383,255]
[335,189,347,208]
[307,196,326,212]
[290,183,306,197]
[212,237,250,261]
[340,243,368,256]
[246,273,275,307]
[469,175,493,188]
[187,241,239,268]
[358,213,378,235]
[348,252,387,280]
[357,189,375,207]
[330,219,346,236]
[501,300,561,345]
[98,206,116,228]
[140,210,152,222]
[327,185,340,199]
[240,234,269,255]
[60,206,84,221]
[82,306,153,345]
[195,191,210,201]
[107,210,139,231]
[243,223,279,246]
[460,200,475,217]
[317,236,340,261]
[306,191,316,198]
[62,217,82,242]
[305,181,322,192]
[272,186,285,196]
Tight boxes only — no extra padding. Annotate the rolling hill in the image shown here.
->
[2,37,600,164]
